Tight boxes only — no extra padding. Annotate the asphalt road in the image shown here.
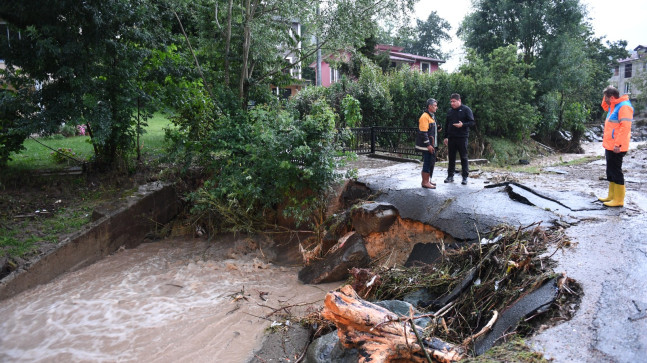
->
[351,142,647,362]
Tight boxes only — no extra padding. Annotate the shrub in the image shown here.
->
[59,124,77,138]
[50,148,77,164]
[0,90,28,168]
[340,94,362,128]
[190,99,348,233]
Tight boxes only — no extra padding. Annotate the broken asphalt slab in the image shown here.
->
[351,153,647,362]
[353,163,607,242]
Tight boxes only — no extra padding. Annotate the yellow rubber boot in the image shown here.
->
[598,182,615,202]
[604,183,625,207]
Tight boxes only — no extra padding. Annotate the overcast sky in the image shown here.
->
[413,0,647,72]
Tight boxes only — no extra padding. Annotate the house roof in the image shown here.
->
[617,45,647,64]
[308,44,446,68]
[389,54,415,63]
[388,50,444,64]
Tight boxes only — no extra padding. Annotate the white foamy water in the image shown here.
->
[0,237,336,362]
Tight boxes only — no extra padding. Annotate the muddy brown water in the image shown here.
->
[0,237,339,362]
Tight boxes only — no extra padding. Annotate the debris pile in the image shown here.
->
[313,223,581,361]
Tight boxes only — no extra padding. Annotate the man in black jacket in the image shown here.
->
[443,93,475,185]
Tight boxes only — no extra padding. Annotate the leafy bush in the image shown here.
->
[190,99,348,233]
[50,148,77,164]
[0,90,28,168]
[59,124,77,138]
[350,64,392,127]
[458,46,539,142]
[289,85,329,120]
[341,94,362,128]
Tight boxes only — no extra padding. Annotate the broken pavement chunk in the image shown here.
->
[473,278,558,355]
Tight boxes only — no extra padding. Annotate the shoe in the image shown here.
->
[598,182,615,202]
[461,178,468,185]
[603,183,625,207]
[444,177,454,183]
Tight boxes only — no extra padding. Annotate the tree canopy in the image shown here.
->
[377,10,451,60]
[458,0,629,149]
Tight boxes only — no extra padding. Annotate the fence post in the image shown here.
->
[370,127,376,154]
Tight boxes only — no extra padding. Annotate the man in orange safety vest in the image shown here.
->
[597,85,633,207]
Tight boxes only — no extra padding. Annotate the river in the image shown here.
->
[0,237,337,362]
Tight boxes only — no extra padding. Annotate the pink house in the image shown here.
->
[310,44,445,87]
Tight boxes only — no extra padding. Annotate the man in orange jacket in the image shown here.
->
[597,86,633,207]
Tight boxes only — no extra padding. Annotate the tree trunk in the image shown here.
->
[224,0,233,86]
[239,0,252,101]
[321,285,464,363]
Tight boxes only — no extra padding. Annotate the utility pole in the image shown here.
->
[316,1,322,86]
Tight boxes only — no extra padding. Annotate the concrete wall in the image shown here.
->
[0,182,180,301]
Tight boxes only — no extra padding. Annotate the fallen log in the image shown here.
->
[322,285,465,363]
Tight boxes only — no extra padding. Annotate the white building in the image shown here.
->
[609,45,647,99]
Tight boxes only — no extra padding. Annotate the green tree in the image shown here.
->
[459,0,584,64]
[459,0,630,149]
[0,0,171,167]
[629,65,647,111]
[402,11,451,59]
[169,0,417,109]
[459,46,539,141]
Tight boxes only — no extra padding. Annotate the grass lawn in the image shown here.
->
[7,113,173,170]
[0,114,174,263]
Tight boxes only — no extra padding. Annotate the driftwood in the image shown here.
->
[321,285,465,363]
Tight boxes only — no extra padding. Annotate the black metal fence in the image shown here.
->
[340,126,420,157]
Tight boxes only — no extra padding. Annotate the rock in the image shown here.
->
[320,211,352,255]
[298,234,371,284]
[402,288,434,308]
[350,202,398,236]
[339,181,372,210]
[374,300,431,328]
[404,242,467,267]
[249,324,311,363]
[304,330,358,363]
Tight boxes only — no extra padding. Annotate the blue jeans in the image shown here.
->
[422,150,436,176]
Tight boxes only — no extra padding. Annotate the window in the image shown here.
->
[625,83,631,94]
[420,62,430,74]
[0,22,8,62]
[330,68,339,84]
[624,63,632,78]
[614,66,619,76]
[283,57,292,75]
[0,21,21,63]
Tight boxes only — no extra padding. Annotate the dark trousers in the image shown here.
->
[605,149,626,185]
[422,150,436,176]
[447,137,469,178]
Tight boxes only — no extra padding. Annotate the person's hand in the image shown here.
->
[427,145,434,154]
[453,121,463,128]
[443,138,448,146]
[613,145,621,153]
